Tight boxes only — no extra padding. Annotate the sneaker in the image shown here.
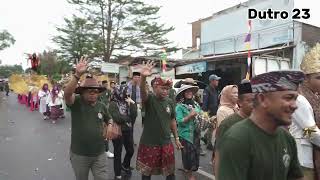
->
[52,120,56,124]
[114,176,122,180]
[201,137,208,145]
[206,144,214,151]
[200,149,206,156]
[121,165,132,176]
[106,151,114,158]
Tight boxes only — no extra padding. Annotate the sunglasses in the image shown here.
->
[85,89,100,94]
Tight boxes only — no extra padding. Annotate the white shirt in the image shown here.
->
[46,91,64,106]
[289,95,320,169]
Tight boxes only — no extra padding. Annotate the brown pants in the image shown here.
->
[302,167,315,180]
[70,151,108,180]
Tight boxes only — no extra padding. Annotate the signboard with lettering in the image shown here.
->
[176,62,207,75]
[101,63,120,73]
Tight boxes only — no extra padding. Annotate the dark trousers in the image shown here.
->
[104,140,109,152]
[6,91,9,96]
[203,125,214,146]
[142,174,175,180]
[112,130,134,176]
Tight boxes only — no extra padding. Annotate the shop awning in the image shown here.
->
[175,45,294,67]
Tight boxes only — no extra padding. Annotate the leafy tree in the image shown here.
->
[37,51,72,78]
[53,16,99,63]
[0,65,23,78]
[0,30,15,51]
[54,0,178,62]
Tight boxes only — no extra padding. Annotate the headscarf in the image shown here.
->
[219,85,239,111]
[51,85,60,103]
[42,83,49,92]
[111,84,129,116]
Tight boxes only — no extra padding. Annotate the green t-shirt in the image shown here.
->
[98,89,111,105]
[139,94,175,146]
[175,103,202,144]
[68,95,111,157]
[217,119,303,180]
[169,88,176,103]
[215,113,243,147]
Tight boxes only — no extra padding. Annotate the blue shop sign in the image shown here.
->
[176,61,207,75]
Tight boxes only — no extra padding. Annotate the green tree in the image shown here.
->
[0,65,23,78]
[53,16,98,62]
[0,30,15,51]
[37,51,72,78]
[54,0,177,62]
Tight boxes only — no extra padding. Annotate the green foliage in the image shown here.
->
[52,74,62,82]
[0,64,23,78]
[53,16,99,62]
[0,30,15,51]
[54,0,177,63]
[37,51,72,78]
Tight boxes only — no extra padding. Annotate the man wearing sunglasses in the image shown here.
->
[64,57,113,180]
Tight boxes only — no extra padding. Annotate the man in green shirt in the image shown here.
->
[136,61,183,180]
[64,57,113,180]
[213,80,254,174]
[217,70,305,180]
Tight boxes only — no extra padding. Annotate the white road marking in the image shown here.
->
[197,167,215,180]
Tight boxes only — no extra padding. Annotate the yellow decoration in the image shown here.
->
[8,74,52,95]
[301,43,320,74]
[303,125,317,138]
[9,74,29,95]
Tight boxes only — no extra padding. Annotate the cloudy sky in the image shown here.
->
[0,0,318,69]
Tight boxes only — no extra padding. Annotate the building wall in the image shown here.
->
[292,22,320,69]
[200,0,294,56]
[192,20,202,49]
[292,21,304,69]
[302,23,320,48]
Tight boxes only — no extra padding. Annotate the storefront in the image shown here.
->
[175,45,294,90]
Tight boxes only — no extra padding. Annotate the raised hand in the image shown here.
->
[125,97,135,105]
[140,60,155,77]
[75,56,88,76]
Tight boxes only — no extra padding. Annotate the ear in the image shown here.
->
[257,93,268,108]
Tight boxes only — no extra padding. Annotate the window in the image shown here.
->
[280,61,290,70]
[196,37,201,49]
[254,58,267,75]
[268,60,280,71]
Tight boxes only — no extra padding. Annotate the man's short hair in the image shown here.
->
[132,72,141,77]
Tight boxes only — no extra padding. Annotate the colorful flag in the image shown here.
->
[244,33,251,43]
[161,48,167,72]
[245,20,252,80]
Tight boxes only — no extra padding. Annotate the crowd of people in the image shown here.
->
[16,83,65,123]
[8,43,320,180]
[65,43,320,180]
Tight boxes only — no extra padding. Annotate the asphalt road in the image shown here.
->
[0,92,214,180]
